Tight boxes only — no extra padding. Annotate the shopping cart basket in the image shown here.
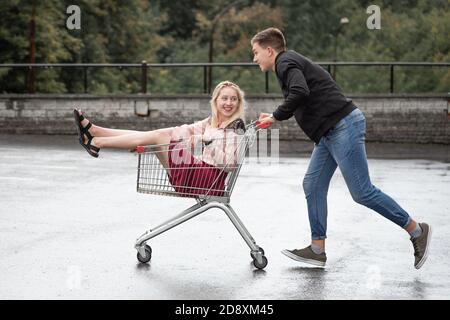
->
[134,121,268,269]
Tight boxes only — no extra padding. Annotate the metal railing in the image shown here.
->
[0,61,449,94]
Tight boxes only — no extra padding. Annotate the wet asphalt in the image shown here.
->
[0,134,449,299]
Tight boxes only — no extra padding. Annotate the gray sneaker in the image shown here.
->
[281,245,327,267]
[411,222,432,269]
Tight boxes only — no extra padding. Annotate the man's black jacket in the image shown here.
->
[273,50,356,143]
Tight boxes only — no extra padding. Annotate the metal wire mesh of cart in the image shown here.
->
[135,123,258,200]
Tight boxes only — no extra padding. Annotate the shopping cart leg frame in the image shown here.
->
[134,200,265,265]
[135,201,205,253]
[223,204,265,265]
[222,203,265,266]
[142,201,204,236]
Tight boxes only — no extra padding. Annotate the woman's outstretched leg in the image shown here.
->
[91,130,172,168]
[91,125,141,137]
[76,109,173,168]
[92,130,171,149]
[77,110,140,137]
[77,110,173,140]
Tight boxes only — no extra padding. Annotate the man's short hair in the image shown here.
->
[251,27,286,52]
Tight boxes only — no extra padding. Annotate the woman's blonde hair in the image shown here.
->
[209,81,246,128]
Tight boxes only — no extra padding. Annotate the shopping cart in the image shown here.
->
[134,121,269,269]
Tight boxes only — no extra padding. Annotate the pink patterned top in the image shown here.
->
[170,117,246,171]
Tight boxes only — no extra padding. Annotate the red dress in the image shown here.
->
[168,140,227,197]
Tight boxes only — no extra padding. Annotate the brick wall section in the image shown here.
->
[0,94,448,144]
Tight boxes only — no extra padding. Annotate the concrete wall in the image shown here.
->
[0,94,449,144]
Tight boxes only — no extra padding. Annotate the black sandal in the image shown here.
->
[83,137,100,158]
[73,109,100,158]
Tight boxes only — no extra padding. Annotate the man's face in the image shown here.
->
[252,42,274,72]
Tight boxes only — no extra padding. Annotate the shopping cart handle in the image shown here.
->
[255,120,272,129]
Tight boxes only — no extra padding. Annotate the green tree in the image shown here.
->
[0,0,448,94]
[62,0,169,93]
[151,1,284,94]
[335,0,449,93]
[0,0,82,93]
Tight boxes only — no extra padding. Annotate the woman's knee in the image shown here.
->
[153,127,173,137]
[145,130,168,142]
[155,131,172,144]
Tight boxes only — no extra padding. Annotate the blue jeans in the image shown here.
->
[303,108,412,240]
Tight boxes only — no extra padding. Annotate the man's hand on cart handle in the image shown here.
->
[256,113,275,129]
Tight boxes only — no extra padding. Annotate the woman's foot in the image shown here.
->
[82,136,100,158]
[74,109,95,138]
[81,136,100,158]
[73,109,100,157]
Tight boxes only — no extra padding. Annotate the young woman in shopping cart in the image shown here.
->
[74,81,271,269]
[73,81,246,195]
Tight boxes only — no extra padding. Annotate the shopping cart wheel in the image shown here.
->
[136,244,152,263]
[250,247,265,258]
[253,256,268,270]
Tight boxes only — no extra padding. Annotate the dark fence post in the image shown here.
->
[141,60,148,94]
[208,66,212,94]
[23,68,27,93]
[447,92,450,119]
[27,65,35,93]
[203,66,207,94]
[83,67,88,93]
[390,64,394,93]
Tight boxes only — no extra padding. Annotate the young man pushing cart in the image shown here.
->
[251,27,431,269]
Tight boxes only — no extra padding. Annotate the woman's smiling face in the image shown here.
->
[215,86,239,123]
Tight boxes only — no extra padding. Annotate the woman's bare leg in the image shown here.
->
[153,145,171,170]
[92,131,171,149]
[91,130,173,168]
[92,124,173,138]
[91,125,141,137]
[78,110,173,138]
[78,110,173,168]
[80,114,173,138]
[78,111,141,137]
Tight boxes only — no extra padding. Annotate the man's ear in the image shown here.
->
[268,46,279,57]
